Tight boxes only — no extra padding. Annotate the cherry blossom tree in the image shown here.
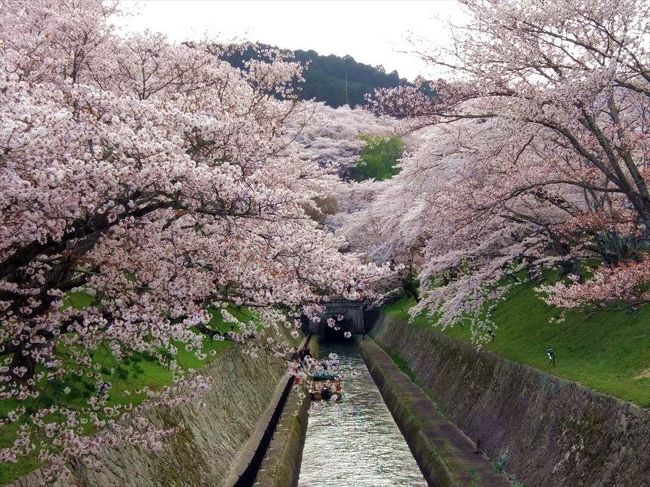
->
[291,102,397,178]
[0,0,385,476]
[282,102,400,224]
[363,0,649,331]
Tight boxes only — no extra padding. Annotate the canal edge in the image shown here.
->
[357,335,512,487]
[226,335,314,487]
[252,334,318,487]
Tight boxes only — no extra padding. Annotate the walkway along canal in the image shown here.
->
[298,342,427,487]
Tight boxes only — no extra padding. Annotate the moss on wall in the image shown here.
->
[372,315,650,487]
[358,337,511,487]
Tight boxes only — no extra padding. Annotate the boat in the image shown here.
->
[308,379,342,401]
[311,370,338,381]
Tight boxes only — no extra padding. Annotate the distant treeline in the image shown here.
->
[218,43,409,108]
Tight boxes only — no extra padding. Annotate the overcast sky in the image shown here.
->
[114,1,468,81]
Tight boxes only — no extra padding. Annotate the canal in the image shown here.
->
[298,342,427,486]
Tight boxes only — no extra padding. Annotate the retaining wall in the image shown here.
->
[253,385,310,487]
[358,337,511,487]
[372,315,650,487]
[250,335,316,487]
[12,344,287,487]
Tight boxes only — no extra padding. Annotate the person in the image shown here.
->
[302,352,312,368]
[546,348,556,367]
[321,386,331,400]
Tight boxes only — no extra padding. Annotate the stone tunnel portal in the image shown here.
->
[307,300,364,341]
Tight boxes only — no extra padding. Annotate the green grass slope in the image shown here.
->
[382,279,650,408]
[0,295,258,484]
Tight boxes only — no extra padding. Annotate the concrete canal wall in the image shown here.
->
[371,315,650,487]
[252,335,316,487]
[358,337,511,487]
[252,383,310,487]
[12,339,292,487]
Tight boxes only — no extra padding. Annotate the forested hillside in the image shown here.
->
[219,43,408,107]
[293,50,405,107]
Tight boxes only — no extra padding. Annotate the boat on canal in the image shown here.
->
[308,378,342,401]
[312,370,338,381]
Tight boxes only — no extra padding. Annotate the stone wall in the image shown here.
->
[358,337,511,487]
[252,334,317,487]
[253,386,310,487]
[12,344,287,487]
[371,315,650,487]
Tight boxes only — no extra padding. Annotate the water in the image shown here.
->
[298,343,427,487]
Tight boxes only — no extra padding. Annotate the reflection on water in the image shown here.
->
[298,342,427,487]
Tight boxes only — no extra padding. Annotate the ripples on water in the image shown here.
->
[298,342,427,487]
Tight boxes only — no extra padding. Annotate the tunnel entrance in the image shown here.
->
[306,300,364,342]
[321,318,354,342]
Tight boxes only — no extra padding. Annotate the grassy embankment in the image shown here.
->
[0,292,256,484]
[353,134,404,182]
[382,277,650,408]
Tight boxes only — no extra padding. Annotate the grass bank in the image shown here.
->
[0,295,262,484]
[382,279,650,408]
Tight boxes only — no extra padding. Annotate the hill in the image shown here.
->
[293,49,405,107]
[218,44,408,108]
[382,274,650,408]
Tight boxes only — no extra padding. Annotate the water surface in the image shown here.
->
[298,342,427,487]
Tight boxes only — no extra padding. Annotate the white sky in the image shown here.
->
[114,1,468,81]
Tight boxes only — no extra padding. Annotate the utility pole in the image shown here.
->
[345,69,349,106]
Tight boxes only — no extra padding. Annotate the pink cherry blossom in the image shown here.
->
[0,0,387,472]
